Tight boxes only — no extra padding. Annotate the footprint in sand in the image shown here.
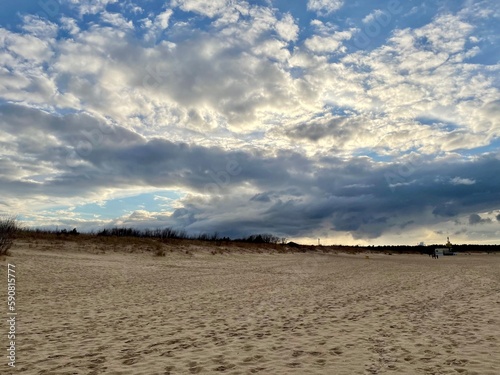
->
[90,356,106,365]
[329,347,343,355]
[445,358,469,366]
[214,364,236,371]
[188,361,203,374]
[316,359,326,366]
[122,356,140,365]
[242,354,263,364]
[160,350,174,357]
[249,367,266,373]
[47,354,65,359]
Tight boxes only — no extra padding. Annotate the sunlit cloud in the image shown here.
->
[0,0,499,244]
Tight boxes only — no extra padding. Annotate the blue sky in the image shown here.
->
[0,0,499,244]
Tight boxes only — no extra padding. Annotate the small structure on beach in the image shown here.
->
[435,237,456,256]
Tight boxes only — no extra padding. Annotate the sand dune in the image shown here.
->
[2,241,499,374]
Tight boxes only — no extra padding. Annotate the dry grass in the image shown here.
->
[0,217,17,256]
[13,230,392,257]
[153,243,166,257]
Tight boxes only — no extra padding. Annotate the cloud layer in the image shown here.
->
[0,0,499,244]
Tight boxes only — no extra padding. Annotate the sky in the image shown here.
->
[0,0,499,245]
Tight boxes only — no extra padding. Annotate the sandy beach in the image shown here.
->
[2,241,499,374]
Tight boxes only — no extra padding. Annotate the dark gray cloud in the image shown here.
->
[469,214,492,225]
[250,193,272,202]
[2,103,500,239]
[0,0,499,246]
[287,117,352,142]
[166,152,500,239]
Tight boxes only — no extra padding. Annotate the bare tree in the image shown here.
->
[0,217,17,256]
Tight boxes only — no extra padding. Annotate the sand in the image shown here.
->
[1,241,499,374]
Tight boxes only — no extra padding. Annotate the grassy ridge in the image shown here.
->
[5,220,500,255]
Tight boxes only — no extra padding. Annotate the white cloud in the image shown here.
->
[413,14,474,55]
[450,177,476,185]
[1,0,500,242]
[305,30,352,53]
[362,9,386,24]
[21,15,59,39]
[140,9,174,42]
[63,0,118,15]
[171,0,232,18]
[101,12,134,30]
[252,39,291,62]
[156,9,173,30]
[0,29,54,63]
[1,5,495,158]
[60,17,80,35]
[307,0,344,16]
[275,13,299,42]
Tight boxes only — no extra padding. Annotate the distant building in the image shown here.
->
[435,237,456,256]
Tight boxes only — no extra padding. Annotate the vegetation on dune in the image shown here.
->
[8,223,500,254]
[0,217,18,256]
[93,227,282,244]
